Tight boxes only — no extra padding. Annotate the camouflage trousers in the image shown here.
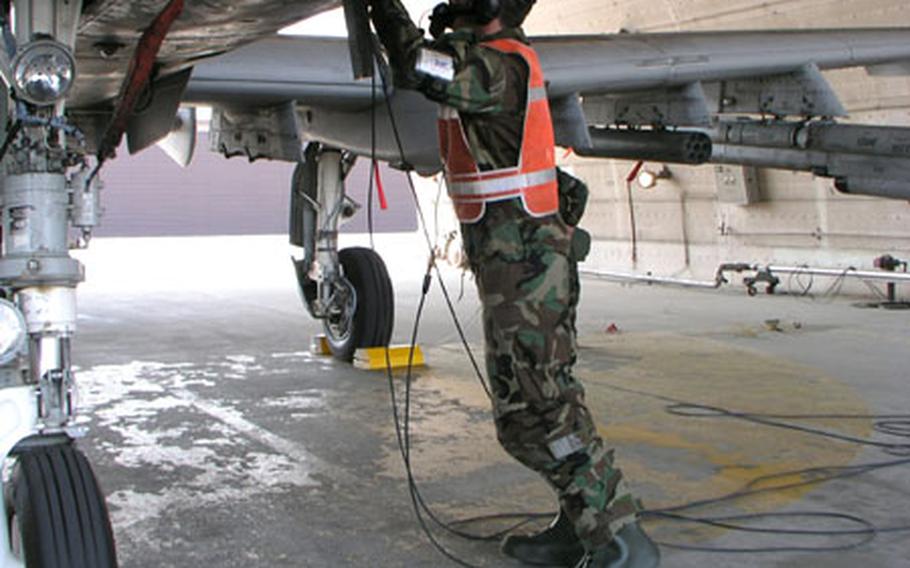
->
[462,199,639,550]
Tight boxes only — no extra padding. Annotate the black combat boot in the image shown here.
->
[574,523,659,568]
[501,509,585,566]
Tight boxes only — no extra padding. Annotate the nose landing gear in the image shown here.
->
[0,1,120,564]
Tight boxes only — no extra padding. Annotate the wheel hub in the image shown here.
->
[324,278,356,344]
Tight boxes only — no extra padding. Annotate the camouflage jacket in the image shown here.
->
[370,0,530,170]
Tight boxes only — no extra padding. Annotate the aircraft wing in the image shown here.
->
[184,29,910,107]
[183,36,378,110]
[534,30,910,97]
[183,28,910,198]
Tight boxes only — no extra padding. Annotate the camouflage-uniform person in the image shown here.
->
[369,0,642,558]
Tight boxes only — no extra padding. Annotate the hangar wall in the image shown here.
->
[98,133,416,237]
[524,0,910,292]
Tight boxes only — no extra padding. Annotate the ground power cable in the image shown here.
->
[361,32,910,564]
[600,381,910,457]
[367,66,377,250]
[369,41,489,398]
[363,40,504,568]
[361,19,519,554]
[596,381,910,552]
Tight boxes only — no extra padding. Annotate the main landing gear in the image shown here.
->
[290,143,394,361]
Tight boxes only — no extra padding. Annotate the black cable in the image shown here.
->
[372,47,490,399]
[648,457,910,515]
[367,67,377,250]
[365,42,498,566]
[382,257,525,563]
[665,402,910,456]
[393,267,542,554]
[384,267,482,568]
[817,267,851,302]
[596,380,910,456]
[593,380,910,552]
[859,277,890,302]
[393,370,910,555]
[651,511,878,553]
[788,267,815,297]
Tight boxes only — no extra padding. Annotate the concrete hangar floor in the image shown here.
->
[71,233,909,567]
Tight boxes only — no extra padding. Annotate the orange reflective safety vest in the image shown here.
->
[437,38,559,224]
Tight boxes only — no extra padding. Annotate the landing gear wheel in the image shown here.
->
[324,247,394,362]
[6,443,117,568]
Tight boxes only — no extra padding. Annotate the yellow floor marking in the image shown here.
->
[579,332,871,541]
[376,332,872,544]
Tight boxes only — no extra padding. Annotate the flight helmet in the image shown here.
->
[500,0,535,27]
[447,0,502,25]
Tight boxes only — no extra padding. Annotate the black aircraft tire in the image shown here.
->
[8,444,118,568]
[324,247,394,361]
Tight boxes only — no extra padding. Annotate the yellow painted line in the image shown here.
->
[600,424,812,505]
[414,333,876,546]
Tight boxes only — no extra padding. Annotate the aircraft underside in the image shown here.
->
[70,0,340,107]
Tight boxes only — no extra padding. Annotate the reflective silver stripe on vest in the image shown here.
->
[528,86,548,102]
[451,166,520,182]
[449,167,557,197]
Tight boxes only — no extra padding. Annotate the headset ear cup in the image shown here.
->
[475,0,500,24]
[489,0,502,20]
